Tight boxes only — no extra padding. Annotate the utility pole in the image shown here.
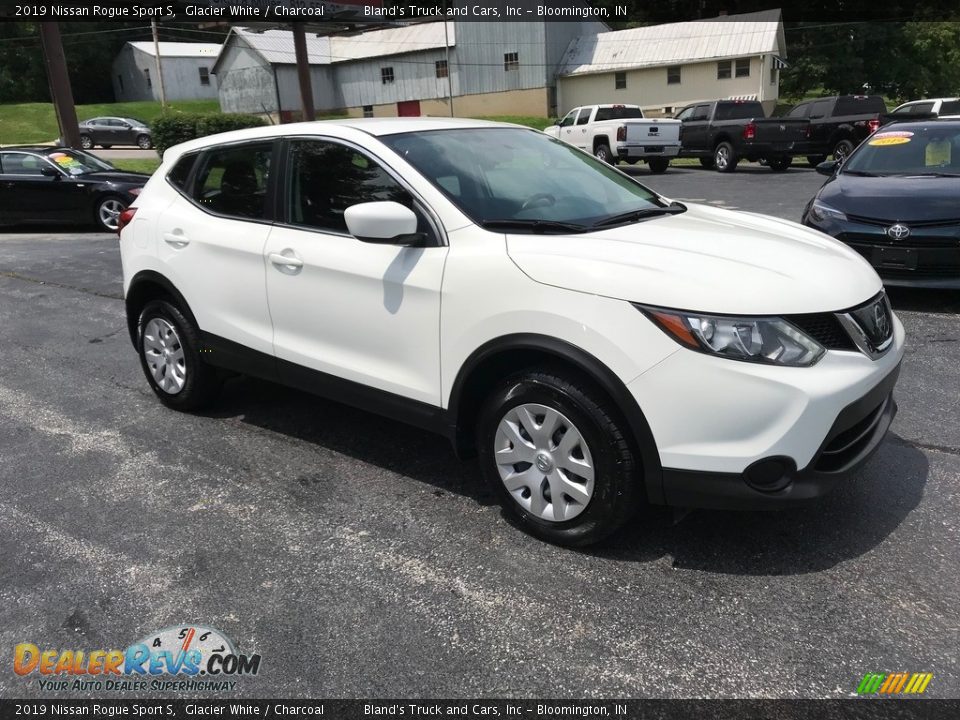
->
[151,18,167,107]
[292,23,316,121]
[443,8,454,117]
[39,22,80,149]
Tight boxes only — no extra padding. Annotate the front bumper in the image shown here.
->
[628,315,905,508]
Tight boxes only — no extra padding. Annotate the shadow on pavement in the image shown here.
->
[207,375,927,576]
[888,286,960,315]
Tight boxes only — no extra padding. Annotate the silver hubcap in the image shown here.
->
[98,199,125,230]
[81,137,91,148]
[716,147,729,169]
[596,148,607,161]
[835,143,852,161]
[494,403,595,523]
[139,137,150,149]
[142,318,187,394]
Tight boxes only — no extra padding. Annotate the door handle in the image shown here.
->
[163,231,190,248]
[269,252,304,272]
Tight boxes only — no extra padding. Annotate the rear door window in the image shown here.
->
[714,102,764,120]
[835,96,887,116]
[193,142,274,220]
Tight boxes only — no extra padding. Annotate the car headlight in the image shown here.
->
[810,199,847,223]
[636,306,825,367]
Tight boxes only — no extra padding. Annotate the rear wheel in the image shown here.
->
[647,158,670,173]
[137,134,153,150]
[806,155,827,168]
[137,299,221,411]
[714,142,738,173]
[768,156,792,172]
[699,157,715,169]
[80,135,93,150]
[477,369,641,547]
[832,139,855,163]
[594,144,614,164]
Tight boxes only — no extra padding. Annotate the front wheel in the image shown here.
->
[768,156,792,172]
[137,299,221,411]
[714,142,738,173]
[94,195,127,232]
[594,144,614,164]
[647,158,670,173]
[80,135,93,150]
[137,134,153,150]
[477,370,641,547]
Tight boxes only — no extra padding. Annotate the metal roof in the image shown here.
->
[227,22,454,67]
[558,9,784,77]
[128,42,222,58]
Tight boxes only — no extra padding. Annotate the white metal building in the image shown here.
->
[557,9,787,117]
[112,42,222,103]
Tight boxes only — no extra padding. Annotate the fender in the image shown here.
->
[124,270,197,348]
[448,333,665,504]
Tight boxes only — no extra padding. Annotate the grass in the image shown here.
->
[110,158,162,174]
[0,100,221,145]
[473,115,555,131]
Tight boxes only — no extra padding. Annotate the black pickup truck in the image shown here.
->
[674,100,810,173]
[782,95,887,166]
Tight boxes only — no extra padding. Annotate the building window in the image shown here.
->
[117,75,124,92]
[144,68,151,88]
[667,66,681,85]
[381,67,394,85]
[199,67,210,86]
[504,52,519,72]
[614,71,626,90]
[662,106,673,114]
[435,60,448,79]
[770,66,777,85]
[735,58,750,78]
[717,61,731,80]
[362,105,374,118]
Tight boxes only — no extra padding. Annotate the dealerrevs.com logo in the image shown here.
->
[856,672,933,696]
[14,625,261,693]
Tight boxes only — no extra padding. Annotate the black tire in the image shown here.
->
[768,156,792,172]
[594,144,614,164]
[80,135,93,150]
[137,134,153,150]
[699,157,715,169]
[137,299,221,411]
[647,158,670,173]
[806,155,827,168]
[713,141,738,173]
[476,369,641,547]
[832,139,855,162]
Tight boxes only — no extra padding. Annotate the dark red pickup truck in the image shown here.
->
[782,95,887,166]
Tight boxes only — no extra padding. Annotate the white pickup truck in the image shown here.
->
[543,104,682,173]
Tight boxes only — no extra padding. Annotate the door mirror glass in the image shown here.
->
[40,165,60,177]
[345,201,423,245]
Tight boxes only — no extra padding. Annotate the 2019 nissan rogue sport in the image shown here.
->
[119,119,905,546]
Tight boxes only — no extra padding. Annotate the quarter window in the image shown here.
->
[286,140,412,234]
[193,142,273,220]
[381,67,394,84]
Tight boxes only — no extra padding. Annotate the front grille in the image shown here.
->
[841,232,960,250]
[784,312,857,351]
[815,397,888,473]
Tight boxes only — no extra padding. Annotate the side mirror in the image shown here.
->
[816,160,839,176]
[40,165,60,178]
[344,201,425,246]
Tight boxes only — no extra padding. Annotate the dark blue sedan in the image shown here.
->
[802,120,960,288]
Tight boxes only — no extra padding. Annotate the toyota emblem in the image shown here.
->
[779,124,786,132]
[886,223,911,240]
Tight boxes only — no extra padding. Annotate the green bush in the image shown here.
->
[152,112,267,156]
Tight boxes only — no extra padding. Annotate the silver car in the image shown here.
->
[77,117,153,150]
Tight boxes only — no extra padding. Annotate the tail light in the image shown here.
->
[617,125,627,142]
[743,122,756,140]
[868,118,880,133]
[117,207,137,236]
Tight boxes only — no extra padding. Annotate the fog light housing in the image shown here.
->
[744,457,796,493]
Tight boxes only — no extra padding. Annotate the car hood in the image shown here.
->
[819,173,960,222]
[83,171,150,184]
[505,203,882,315]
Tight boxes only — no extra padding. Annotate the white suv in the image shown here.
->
[119,119,905,546]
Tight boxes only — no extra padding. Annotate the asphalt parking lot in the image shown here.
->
[1,165,958,699]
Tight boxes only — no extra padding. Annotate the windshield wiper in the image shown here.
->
[840,170,883,177]
[589,202,686,230]
[479,219,588,234]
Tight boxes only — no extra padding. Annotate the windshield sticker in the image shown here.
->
[869,136,911,147]
[925,139,952,165]
[48,152,87,174]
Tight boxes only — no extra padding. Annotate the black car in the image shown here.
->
[0,147,150,231]
[77,116,153,150]
[802,120,960,288]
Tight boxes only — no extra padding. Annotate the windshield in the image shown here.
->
[42,149,115,176]
[843,126,960,176]
[380,128,670,230]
